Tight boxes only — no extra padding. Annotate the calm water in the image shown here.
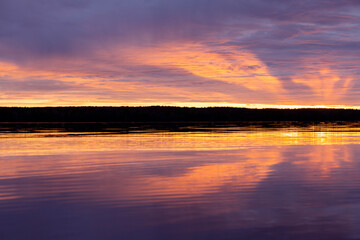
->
[2,126,360,240]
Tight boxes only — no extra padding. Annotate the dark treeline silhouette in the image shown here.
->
[1,106,360,122]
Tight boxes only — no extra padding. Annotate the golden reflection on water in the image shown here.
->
[1,128,360,157]
[2,127,360,239]
[0,127,358,202]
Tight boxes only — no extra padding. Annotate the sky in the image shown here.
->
[1,0,360,107]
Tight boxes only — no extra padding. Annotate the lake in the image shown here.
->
[1,124,360,240]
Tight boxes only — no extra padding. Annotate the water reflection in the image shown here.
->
[1,127,360,239]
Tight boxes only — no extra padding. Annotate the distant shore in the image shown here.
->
[2,106,360,122]
[2,106,360,133]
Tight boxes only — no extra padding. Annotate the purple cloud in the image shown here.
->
[1,0,360,105]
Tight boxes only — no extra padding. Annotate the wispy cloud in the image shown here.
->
[1,0,360,106]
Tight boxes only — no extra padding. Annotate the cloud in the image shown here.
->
[0,78,86,92]
[1,0,360,106]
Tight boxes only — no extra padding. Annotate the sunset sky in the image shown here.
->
[1,0,360,107]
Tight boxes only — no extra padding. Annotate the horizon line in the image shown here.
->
[2,103,360,110]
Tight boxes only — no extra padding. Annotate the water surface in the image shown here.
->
[1,125,360,239]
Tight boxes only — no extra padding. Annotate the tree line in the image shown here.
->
[1,106,360,122]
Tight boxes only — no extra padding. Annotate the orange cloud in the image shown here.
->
[1,41,359,107]
[113,43,284,92]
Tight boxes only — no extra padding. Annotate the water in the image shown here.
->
[1,125,360,239]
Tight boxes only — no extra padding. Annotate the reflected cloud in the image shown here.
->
[2,129,360,239]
